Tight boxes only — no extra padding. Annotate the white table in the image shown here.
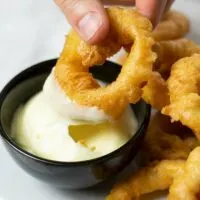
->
[0,0,200,199]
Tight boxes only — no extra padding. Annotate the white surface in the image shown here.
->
[0,0,200,199]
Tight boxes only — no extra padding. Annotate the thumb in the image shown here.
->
[54,0,109,44]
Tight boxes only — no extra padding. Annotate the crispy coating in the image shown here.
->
[124,10,190,52]
[124,38,200,111]
[152,10,190,41]
[109,10,191,112]
[106,160,185,200]
[126,38,200,78]
[142,112,199,163]
[168,147,200,200]
[154,38,200,78]
[142,72,169,110]
[106,112,199,200]
[55,7,156,119]
[162,54,200,139]
[120,39,200,111]
[116,53,170,110]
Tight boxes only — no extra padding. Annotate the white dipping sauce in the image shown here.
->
[11,73,138,162]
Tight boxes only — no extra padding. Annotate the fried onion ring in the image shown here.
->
[106,160,185,200]
[168,147,200,200]
[136,39,200,110]
[125,38,200,78]
[152,10,190,41]
[141,112,199,164]
[116,53,170,110]
[123,10,190,53]
[106,111,199,200]
[55,7,156,119]
[162,54,200,139]
[142,72,169,110]
[123,38,200,111]
[154,38,200,78]
[115,10,191,111]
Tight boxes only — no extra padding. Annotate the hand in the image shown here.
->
[54,0,174,44]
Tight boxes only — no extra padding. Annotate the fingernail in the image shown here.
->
[78,12,102,41]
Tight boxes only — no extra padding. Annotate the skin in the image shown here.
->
[54,0,175,44]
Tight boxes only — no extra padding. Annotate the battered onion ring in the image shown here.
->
[141,112,199,164]
[152,10,190,41]
[106,160,185,200]
[162,54,200,139]
[142,72,169,110]
[134,39,200,110]
[168,147,200,200]
[123,10,190,53]
[115,10,191,111]
[115,53,170,110]
[106,112,199,200]
[154,38,200,78]
[55,7,156,119]
[125,38,200,78]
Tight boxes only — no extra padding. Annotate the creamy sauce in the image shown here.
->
[43,69,110,122]
[11,91,138,162]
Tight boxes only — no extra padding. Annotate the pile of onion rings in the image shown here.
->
[107,147,200,200]
[107,7,200,195]
[162,54,200,139]
[141,112,199,164]
[168,147,200,200]
[104,6,200,200]
[106,113,200,200]
[106,160,185,200]
[54,5,200,199]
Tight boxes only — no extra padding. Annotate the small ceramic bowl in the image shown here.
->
[0,59,151,189]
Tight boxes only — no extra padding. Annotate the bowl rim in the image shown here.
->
[0,58,151,166]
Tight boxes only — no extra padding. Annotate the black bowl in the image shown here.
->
[0,59,151,189]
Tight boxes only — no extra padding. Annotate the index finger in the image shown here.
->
[102,0,168,27]
[136,0,168,26]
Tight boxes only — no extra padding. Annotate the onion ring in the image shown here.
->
[123,10,190,53]
[115,54,170,110]
[114,10,190,111]
[130,39,200,110]
[106,112,199,199]
[125,38,200,78]
[152,10,190,41]
[107,148,200,200]
[162,54,200,139]
[168,147,200,200]
[141,112,199,164]
[142,72,169,110]
[123,39,200,110]
[154,38,200,78]
[115,55,169,110]
[55,7,156,119]
[106,160,185,200]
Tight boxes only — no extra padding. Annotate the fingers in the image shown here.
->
[104,0,174,26]
[164,0,175,13]
[101,0,134,6]
[136,0,168,26]
[54,0,109,44]
[55,0,175,44]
